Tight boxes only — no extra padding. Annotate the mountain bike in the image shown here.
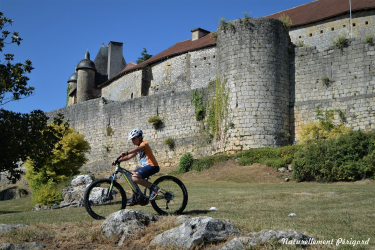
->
[84,156,188,220]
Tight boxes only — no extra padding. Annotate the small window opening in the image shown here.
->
[343,24,346,28]
[320,30,323,34]
[195,65,197,68]
[365,21,368,25]
[299,36,302,38]
[331,27,334,31]
[309,33,312,37]
[353,23,356,27]
[131,93,133,99]
[213,55,216,59]
[203,57,206,60]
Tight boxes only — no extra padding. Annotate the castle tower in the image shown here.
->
[67,65,78,106]
[77,50,96,103]
[216,18,290,150]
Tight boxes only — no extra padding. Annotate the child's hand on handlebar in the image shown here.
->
[121,151,129,157]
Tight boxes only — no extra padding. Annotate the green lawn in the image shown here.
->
[1,175,374,249]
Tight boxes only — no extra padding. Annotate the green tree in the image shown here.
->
[0,12,34,105]
[25,123,90,205]
[0,12,64,183]
[136,48,152,64]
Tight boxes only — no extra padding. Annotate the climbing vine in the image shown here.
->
[191,89,206,121]
[207,75,230,140]
[66,84,72,106]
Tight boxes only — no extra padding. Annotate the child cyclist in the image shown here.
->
[115,128,160,206]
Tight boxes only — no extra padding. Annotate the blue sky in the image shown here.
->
[1,0,312,114]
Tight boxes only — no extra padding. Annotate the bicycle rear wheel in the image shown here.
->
[150,176,188,215]
[84,179,126,220]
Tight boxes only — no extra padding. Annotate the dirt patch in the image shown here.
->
[180,159,292,183]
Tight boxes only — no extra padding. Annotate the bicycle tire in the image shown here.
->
[150,176,188,215]
[84,178,127,220]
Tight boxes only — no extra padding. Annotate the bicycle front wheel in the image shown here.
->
[150,176,188,215]
[84,179,126,220]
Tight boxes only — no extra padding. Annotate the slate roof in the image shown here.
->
[99,33,216,88]
[267,0,375,27]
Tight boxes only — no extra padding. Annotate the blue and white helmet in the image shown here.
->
[128,128,143,140]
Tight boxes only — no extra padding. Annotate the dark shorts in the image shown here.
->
[134,165,160,179]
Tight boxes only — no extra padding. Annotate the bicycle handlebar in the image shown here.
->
[112,155,122,166]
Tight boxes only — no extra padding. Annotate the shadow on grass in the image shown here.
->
[183,209,212,215]
[0,211,23,215]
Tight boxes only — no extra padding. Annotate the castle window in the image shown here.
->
[331,27,334,31]
[353,23,356,27]
[131,93,133,99]
[320,30,323,34]
[299,36,302,38]
[213,55,216,59]
[343,24,346,28]
[365,21,368,25]
[203,57,206,60]
[309,33,312,37]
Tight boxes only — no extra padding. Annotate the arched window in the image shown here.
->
[131,93,133,99]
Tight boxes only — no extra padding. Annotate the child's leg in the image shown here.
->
[132,165,160,189]
[131,172,151,189]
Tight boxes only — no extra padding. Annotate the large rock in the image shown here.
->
[101,209,160,238]
[0,242,46,250]
[220,229,315,249]
[0,224,29,232]
[151,216,241,249]
[61,175,93,204]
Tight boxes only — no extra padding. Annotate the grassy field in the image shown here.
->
[1,161,374,249]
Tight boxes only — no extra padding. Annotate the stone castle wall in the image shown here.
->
[290,37,375,141]
[47,16,375,173]
[290,9,375,51]
[47,89,213,173]
[101,47,217,102]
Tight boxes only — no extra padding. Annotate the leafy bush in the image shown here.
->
[235,145,303,168]
[298,122,352,144]
[298,107,352,144]
[292,130,375,182]
[179,153,194,173]
[148,116,163,126]
[163,137,174,148]
[25,123,90,205]
[365,34,373,45]
[333,35,348,50]
[279,14,292,32]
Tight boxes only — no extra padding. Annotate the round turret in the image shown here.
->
[67,72,78,83]
[77,50,96,103]
[216,17,290,150]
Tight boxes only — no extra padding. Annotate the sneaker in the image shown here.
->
[149,186,160,201]
[126,196,138,206]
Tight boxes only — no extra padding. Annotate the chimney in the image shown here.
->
[191,28,210,41]
[107,41,127,79]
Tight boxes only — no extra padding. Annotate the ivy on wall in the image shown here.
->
[66,84,72,106]
[207,75,230,140]
[191,89,206,121]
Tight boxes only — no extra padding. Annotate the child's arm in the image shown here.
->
[118,144,146,162]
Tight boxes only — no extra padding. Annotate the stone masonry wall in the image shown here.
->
[47,88,213,173]
[215,18,290,153]
[290,37,375,141]
[290,10,375,51]
[101,70,142,101]
[101,46,216,102]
